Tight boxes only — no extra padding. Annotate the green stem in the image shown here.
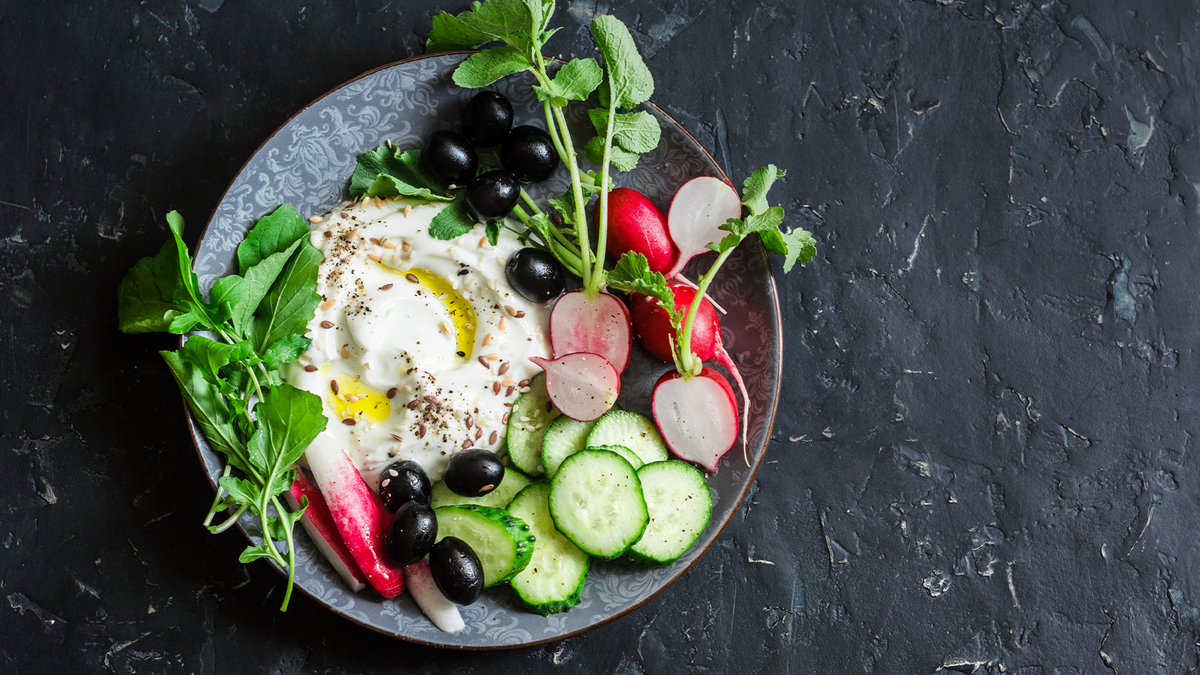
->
[272,495,297,611]
[519,189,543,215]
[551,105,593,291]
[679,246,736,376]
[204,465,234,527]
[543,101,570,167]
[591,97,620,291]
[209,504,249,534]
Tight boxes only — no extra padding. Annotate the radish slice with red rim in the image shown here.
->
[549,290,632,374]
[665,176,742,279]
[530,353,620,422]
[651,367,739,473]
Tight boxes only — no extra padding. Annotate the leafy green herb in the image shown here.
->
[350,146,454,202]
[117,208,327,611]
[453,46,532,88]
[428,195,476,239]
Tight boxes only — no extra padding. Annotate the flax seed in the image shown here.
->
[514,310,526,318]
[492,382,501,394]
[462,439,471,450]
[465,415,474,429]
[339,212,349,220]
[386,387,397,399]
[369,237,380,246]
[489,430,498,444]
[391,433,403,442]
[504,305,518,317]
[418,423,427,438]
[475,428,483,440]
[498,362,510,375]
[342,418,356,426]
[478,356,490,368]
[379,283,393,291]
[518,378,531,388]
[407,399,419,410]
[505,385,515,397]
[424,395,438,406]
[304,364,318,373]
[502,412,509,425]
[330,380,339,394]
[405,273,418,284]
[320,320,334,329]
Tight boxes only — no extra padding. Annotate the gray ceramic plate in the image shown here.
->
[189,52,782,649]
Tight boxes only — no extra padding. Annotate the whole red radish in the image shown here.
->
[665,177,742,278]
[285,470,369,594]
[630,281,718,364]
[597,187,678,274]
[549,290,632,374]
[651,367,739,473]
[530,352,620,421]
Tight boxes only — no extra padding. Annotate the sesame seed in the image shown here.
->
[374,197,384,209]
[501,379,516,388]
[403,204,413,217]
[486,353,500,361]
[498,317,507,331]
[320,299,336,311]
[340,346,351,359]
[368,253,382,262]
[345,394,360,403]
[383,240,397,249]
[478,237,489,248]
[402,241,413,253]
[482,333,493,346]
[309,215,324,223]
[320,320,334,329]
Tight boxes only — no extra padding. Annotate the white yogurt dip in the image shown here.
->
[284,198,552,488]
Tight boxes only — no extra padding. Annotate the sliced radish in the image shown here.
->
[284,469,369,593]
[598,187,679,274]
[651,368,739,473]
[530,353,620,422]
[305,436,405,599]
[403,559,465,633]
[665,176,742,278]
[549,290,632,374]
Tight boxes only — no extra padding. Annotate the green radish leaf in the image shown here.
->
[251,243,322,356]
[607,252,682,325]
[116,253,189,334]
[587,109,661,153]
[758,229,788,255]
[780,228,817,272]
[351,146,453,201]
[534,58,602,105]
[429,196,476,240]
[584,136,639,171]
[237,204,309,275]
[741,165,785,217]
[590,15,654,110]
[705,232,742,254]
[426,11,492,51]
[523,0,553,35]
[439,0,534,49]
[453,46,532,88]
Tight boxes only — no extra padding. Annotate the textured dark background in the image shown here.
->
[3,0,1199,672]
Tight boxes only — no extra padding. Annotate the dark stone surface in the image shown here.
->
[3,0,1199,671]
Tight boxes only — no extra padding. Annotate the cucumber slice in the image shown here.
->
[548,449,648,559]
[587,445,643,471]
[507,482,590,615]
[430,467,533,509]
[585,411,669,466]
[505,372,560,475]
[541,416,597,478]
[433,505,534,587]
[629,461,712,565]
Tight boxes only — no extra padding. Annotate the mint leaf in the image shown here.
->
[427,11,492,51]
[587,108,661,153]
[534,58,602,105]
[590,15,654,110]
[742,165,784,216]
[453,46,532,88]
[351,146,453,201]
[584,136,639,171]
[117,254,188,334]
[237,204,309,275]
[429,196,475,240]
[251,243,322,355]
[780,228,817,272]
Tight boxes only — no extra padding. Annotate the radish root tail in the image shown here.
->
[715,344,751,466]
[671,272,728,315]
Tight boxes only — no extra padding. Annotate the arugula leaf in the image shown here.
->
[429,196,476,240]
[584,136,639,171]
[251,243,322,355]
[780,228,817,272]
[741,165,785,217]
[453,46,532,88]
[426,11,492,51]
[587,108,661,153]
[160,349,247,473]
[590,15,654,110]
[218,475,259,505]
[150,211,217,333]
[261,334,312,371]
[179,335,250,383]
[117,253,189,334]
[485,222,502,246]
[255,383,327,487]
[213,238,304,338]
[237,204,309,275]
[238,543,278,564]
[534,58,602,105]
[350,146,453,201]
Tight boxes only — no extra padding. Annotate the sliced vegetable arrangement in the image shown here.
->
[116,0,817,635]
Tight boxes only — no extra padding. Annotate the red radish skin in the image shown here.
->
[651,367,739,473]
[305,439,405,599]
[549,290,632,374]
[285,470,369,593]
[597,187,679,274]
[530,353,620,421]
[665,177,742,278]
[403,559,465,633]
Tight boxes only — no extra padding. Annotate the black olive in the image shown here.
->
[429,537,484,605]
[505,248,566,303]
[462,91,513,148]
[501,125,559,183]
[422,130,478,186]
[463,170,520,223]
[387,501,438,567]
[444,449,505,497]
[379,460,432,511]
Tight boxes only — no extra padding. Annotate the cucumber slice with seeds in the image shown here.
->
[433,505,534,587]
[548,449,648,559]
[507,482,590,615]
[430,466,533,509]
[585,411,668,466]
[505,372,560,476]
[541,416,597,478]
[587,445,643,471]
[629,460,712,565]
